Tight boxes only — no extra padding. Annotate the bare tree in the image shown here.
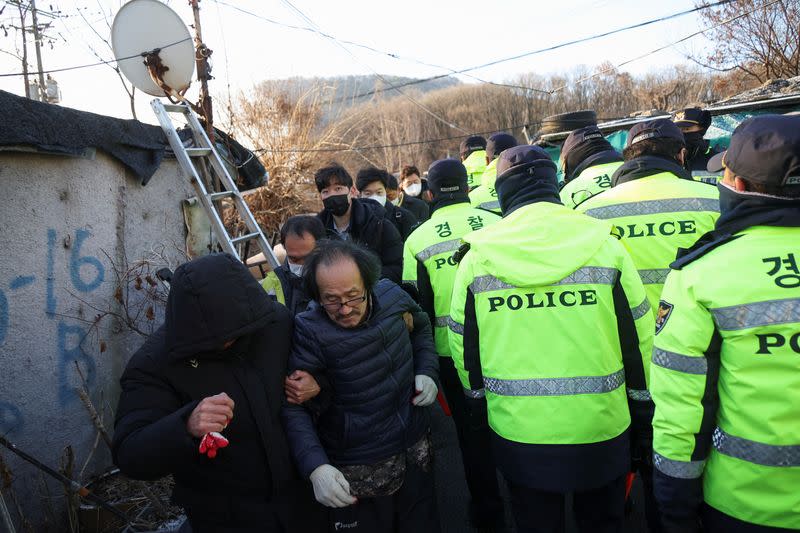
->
[695,0,800,83]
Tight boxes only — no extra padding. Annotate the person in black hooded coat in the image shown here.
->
[112,253,320,532]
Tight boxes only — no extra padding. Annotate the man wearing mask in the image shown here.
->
[262,215,326,315]
[470,132,518,214]
[398,165,431,222]
[357,166,419,240]
[673,107,723,184]
[315,163,403,283]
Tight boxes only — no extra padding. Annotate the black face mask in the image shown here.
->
[683,131,707,158]
[323,193,350,217]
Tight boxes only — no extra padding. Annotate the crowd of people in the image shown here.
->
[111,109,800,533]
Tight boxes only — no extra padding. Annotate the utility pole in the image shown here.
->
[190,0,214,143]
[15,1,30,98]
[29,0,46,99]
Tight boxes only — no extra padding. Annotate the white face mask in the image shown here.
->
[287,261,304,277]
[404,183,422,197]
[391,197,401,206]
[369,194,387,206]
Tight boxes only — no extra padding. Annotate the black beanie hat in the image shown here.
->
[496,145,558,185]
[459,135,487,158]
[427,158,468,197]
[486,133,519,161]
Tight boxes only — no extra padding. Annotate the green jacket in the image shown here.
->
[463,150,487,190]
[403,202,500,356]
[449,201,654,445]
[468,184,501,214]
[651,225,800,529]
[560,161,623,209]
[577,172,719,317]
[480,158,498,187]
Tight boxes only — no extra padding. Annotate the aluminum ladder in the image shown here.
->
[151,99,279,269]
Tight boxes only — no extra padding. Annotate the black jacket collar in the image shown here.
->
[673,185,800,269]
[611,155,693,186]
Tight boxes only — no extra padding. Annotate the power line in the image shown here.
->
[548,0,781,94]
[212,0,550,95]
[0,35,192,77]
[251,0,773,155]
[253,117,621,154]
[328,0,736,103]
[279,0,469,134]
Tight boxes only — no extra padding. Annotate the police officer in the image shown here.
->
[672,107,724,184]
[402,159,503,530]
[469,133,518,214]
[577,118,720,316]
[460,135,488,190]
[650,114,800,533]
[449,145,654,533]
[559,125,624,209]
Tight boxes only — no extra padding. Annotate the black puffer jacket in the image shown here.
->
[318,198,404,283]
[112,254,295,525]
[281,279,439,478]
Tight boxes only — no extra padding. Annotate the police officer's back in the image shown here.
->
[460,135,488,191]
[402,159,503,528]
[651,114,800,533]
[470,132,518,213]
[559,125,623,209]
[449,145,654,533]
[577,119,720,315]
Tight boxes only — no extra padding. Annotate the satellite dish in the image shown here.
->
[111,0,195,97]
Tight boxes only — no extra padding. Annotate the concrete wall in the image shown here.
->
[0,150,192,530]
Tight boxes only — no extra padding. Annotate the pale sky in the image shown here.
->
[0,0,715,124]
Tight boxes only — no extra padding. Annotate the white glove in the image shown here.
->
[412,375,437,406]
[309,464,357,508]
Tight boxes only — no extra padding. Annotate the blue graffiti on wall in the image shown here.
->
[0,401,24,434]
[1,228,105,407]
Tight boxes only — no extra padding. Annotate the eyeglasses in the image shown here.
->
[321,293,367,311]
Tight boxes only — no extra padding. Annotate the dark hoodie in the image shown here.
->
[112,254,296,527]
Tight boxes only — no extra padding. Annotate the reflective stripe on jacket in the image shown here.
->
[651,225,800,529]
[403,203,500,356]
[577,172,720,316]
[449,201,654,445]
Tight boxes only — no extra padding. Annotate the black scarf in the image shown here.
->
[612,155,693,186]
[496,173,561,216]
[565,144,621,182]
[672,184,800,268]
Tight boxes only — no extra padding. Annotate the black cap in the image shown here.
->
[427,158,468,196]
[626,119,685,148]
[486,133,519,160]
[561,125,609,159]
[706,114,800,186]
[673,107,712,131]
[459,135,486,158]
[496,145,557,184]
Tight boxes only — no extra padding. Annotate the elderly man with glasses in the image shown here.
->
[281,239,441,533]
